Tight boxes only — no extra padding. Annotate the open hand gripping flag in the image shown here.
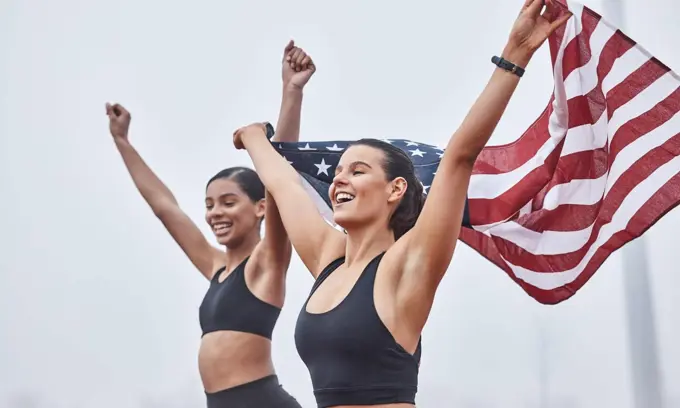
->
[269,0,680,305]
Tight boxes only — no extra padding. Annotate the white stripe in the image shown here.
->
[601,45,649,95]
[561,111,608,156]
[472,213,518,232]
[519,200,533,217]
[542,172,608,210]
[489,221,594,255]
[502,153,680,289]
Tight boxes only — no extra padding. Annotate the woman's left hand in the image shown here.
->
[505,0,572,65]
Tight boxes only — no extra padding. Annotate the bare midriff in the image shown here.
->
[330,404,415,408]
[198,330,275,393]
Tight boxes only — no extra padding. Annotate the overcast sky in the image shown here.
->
[1,0,679,407]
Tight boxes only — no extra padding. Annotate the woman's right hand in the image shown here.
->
[106,102,131,142]
[503,0,571,67]
[232,122,268,150]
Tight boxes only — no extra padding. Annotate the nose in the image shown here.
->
[206,205,224,220]
[332,171,349,186]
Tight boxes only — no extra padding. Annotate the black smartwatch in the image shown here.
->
[491,56,525,77]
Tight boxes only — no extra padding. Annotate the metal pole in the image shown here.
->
[599,4,665,408]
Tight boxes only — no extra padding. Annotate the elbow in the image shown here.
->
[445,148,478,169]
[445,138,482,168]
[150,199,179,219]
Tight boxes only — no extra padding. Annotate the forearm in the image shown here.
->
[262,86,302,252]
[114,138,178,212]
[272,85,303,143]
[242,133,302,197]
[446,44,532,164]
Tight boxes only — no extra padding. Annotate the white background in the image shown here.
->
[1,0,678,406]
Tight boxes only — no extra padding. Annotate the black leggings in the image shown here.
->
[205,375,301,408]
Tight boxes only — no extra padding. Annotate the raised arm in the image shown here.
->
[400,0,571,287]
[233,123,345,278]
[107,103,222,280]
[257,41,317,271]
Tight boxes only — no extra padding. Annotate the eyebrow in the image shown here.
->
[205,193,238,201]
[335,161,373,174]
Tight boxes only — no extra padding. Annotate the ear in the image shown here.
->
[254,198,266,219]
[386,177,408,204]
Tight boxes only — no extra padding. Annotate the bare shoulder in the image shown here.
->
[206,247,227,280]
[312,229,347,277]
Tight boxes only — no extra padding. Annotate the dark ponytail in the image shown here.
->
[350,139,426,239]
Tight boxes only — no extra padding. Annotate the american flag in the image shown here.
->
[269,0,680,305]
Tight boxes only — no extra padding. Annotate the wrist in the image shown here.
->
[114,136,131,148]
[283,82,304,94]
[500,43,533,69]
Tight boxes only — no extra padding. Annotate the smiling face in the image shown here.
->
[204,177,264,248]
[329,144,407,233]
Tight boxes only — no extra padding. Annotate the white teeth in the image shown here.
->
[213,222,231,230]
[335,193,355,203]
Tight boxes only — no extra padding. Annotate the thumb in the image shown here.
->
[283,39,295,59]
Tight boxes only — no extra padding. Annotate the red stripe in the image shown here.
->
[472,100,553,176]
[597,30,636,84]
[566,93,602,128]
[487,131,680,272]
[549,0,572,67]
[561,8,599,80]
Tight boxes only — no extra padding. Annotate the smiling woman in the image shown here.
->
[204,168,265,248]
[105,39,316,408]
[232,1,571,407]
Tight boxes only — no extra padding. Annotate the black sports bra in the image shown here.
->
[199,257,281,339]
[294,253,422,407]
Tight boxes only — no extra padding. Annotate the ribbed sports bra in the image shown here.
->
[199,257,281,339]
[294,252,422,408]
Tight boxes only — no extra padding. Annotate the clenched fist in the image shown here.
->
[106,103,131,141]
[282,40,316,90]
[233,123,268,150]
